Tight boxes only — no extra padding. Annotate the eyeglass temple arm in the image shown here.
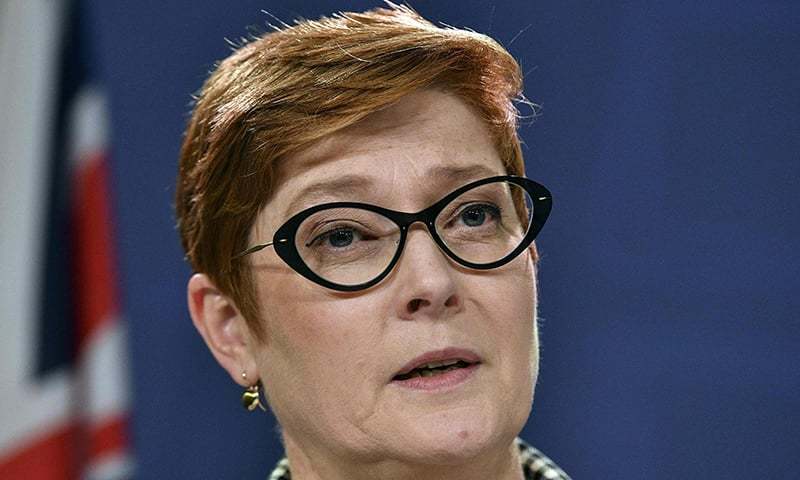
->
[232,242,273,260]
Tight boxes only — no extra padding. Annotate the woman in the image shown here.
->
[176,5,569,479]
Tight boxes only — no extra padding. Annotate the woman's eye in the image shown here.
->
[308,227,362,249]
[459,204,500,227]
[326,229,355,248]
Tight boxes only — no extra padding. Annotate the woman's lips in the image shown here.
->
[390,347,482,391]
[391,362,480,391]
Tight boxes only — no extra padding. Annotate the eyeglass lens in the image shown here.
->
[293,180,534,287]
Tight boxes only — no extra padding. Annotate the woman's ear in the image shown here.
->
[187,273,257,387]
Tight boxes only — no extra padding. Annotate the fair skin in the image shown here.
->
[188,89,539,480]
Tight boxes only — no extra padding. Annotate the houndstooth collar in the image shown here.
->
[268,437,570,479]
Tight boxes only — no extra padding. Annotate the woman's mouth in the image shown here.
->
[393,359,474,380]
[391,348,482,391]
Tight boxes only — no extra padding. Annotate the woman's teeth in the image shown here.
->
[413,364,463,377]
[399,360,470,379]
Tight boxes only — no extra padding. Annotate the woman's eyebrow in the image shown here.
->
[286,164,499,211]
[288,174,375,207]
[426,164,500,183]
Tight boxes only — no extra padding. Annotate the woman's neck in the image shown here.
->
[282,434,525,480]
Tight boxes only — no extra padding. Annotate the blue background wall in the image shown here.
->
[82,1,798,477]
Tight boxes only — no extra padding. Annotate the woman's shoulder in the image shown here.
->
[267,438,570,480]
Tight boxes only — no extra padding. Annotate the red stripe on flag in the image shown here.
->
[72,151,120,354]
[89,415,129,460]
[0,416,129,478]
[0,423,81,480]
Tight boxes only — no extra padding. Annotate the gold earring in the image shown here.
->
[241,372,266,412]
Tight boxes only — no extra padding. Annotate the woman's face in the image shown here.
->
[246,89,539,466]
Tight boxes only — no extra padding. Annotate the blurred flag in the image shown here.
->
[0,0,133,478]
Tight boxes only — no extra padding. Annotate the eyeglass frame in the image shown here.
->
[233,175,552,292]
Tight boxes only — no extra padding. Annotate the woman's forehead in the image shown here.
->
[269,90,505,212]
[286,89,489,169]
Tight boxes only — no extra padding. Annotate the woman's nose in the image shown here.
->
[393,226,462,320]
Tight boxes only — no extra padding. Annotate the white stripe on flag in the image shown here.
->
[0,0,71,454]
[84,452,135,480]
[68,88,109,168]
[80,319,131,423]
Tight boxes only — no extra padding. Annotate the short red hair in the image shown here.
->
[175,4,529,339]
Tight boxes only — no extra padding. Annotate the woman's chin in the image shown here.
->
[385,411,513,465]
